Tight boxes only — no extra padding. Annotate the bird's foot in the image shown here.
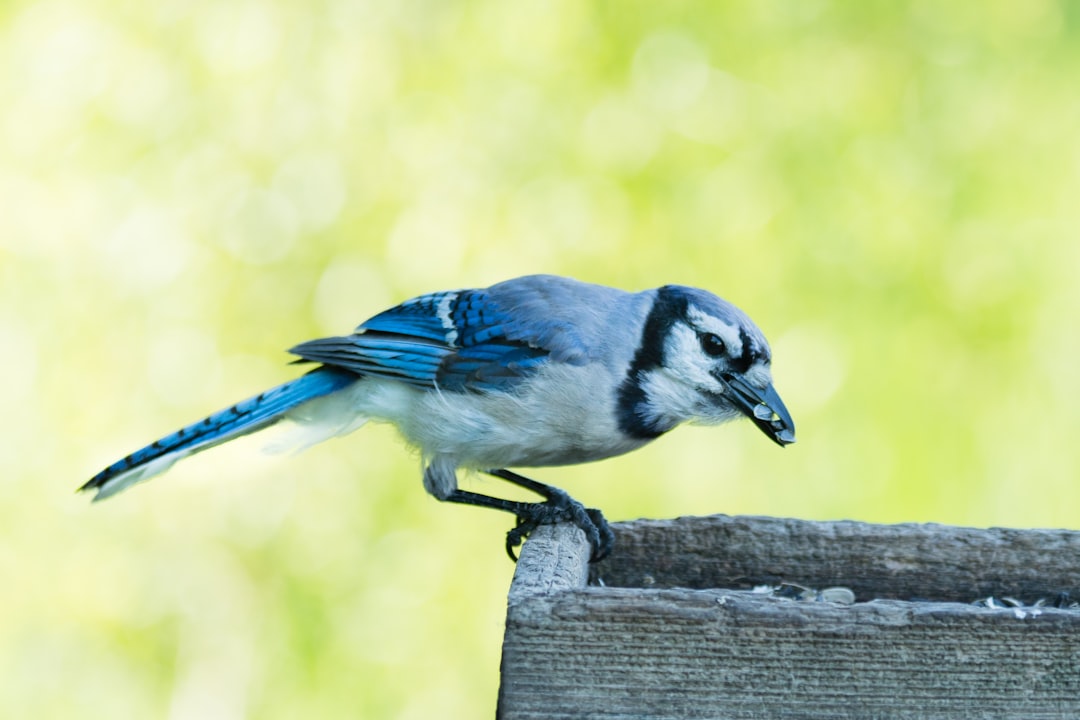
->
[502,483,614,563]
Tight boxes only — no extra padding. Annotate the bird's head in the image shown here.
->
[618,285,795,446]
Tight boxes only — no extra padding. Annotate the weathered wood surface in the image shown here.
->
[593,514,1080,602]
[507,514,590,604]
[498,515,1080,719]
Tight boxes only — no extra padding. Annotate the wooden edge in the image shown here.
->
[510,583,1080,630]
[506,513,1080,604]
[589,514,1080,602]
[506,522,590,604]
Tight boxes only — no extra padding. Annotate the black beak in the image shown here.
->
[719,374,796,447]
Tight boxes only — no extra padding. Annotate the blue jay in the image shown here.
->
[82,274,795,560]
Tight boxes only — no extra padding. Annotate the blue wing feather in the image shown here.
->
[356,291,460,343]
[290,287,557,392]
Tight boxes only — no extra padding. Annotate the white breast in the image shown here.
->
[292,363,651,470]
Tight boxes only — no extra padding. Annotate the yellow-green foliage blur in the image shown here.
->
[3,0,1079,716]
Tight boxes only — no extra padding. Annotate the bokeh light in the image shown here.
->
[4,0,1080,716]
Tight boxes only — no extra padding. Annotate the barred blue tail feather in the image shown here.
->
[81,367,358,501]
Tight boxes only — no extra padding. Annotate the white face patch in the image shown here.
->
[436,293,459,347]
[638,370,704,429]
[661,322,726,395]
[638,357,743,428]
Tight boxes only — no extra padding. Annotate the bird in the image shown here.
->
[81,274,795,561]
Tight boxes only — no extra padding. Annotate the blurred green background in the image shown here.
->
[3,0,1079,716]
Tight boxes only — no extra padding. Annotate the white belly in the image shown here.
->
[337,363,651,470]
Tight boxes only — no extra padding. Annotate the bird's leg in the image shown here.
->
[431,466,614,562]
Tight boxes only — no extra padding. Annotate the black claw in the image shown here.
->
[505,516,538,561]
[585,507,615,562]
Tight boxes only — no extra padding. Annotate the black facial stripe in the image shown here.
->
[616,286,688,439]
[729,325,755,374]
[628,286,687,372]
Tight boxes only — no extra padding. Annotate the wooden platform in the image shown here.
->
[498,515,1080,719]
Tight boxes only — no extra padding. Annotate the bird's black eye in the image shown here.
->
[699,332,726,357]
